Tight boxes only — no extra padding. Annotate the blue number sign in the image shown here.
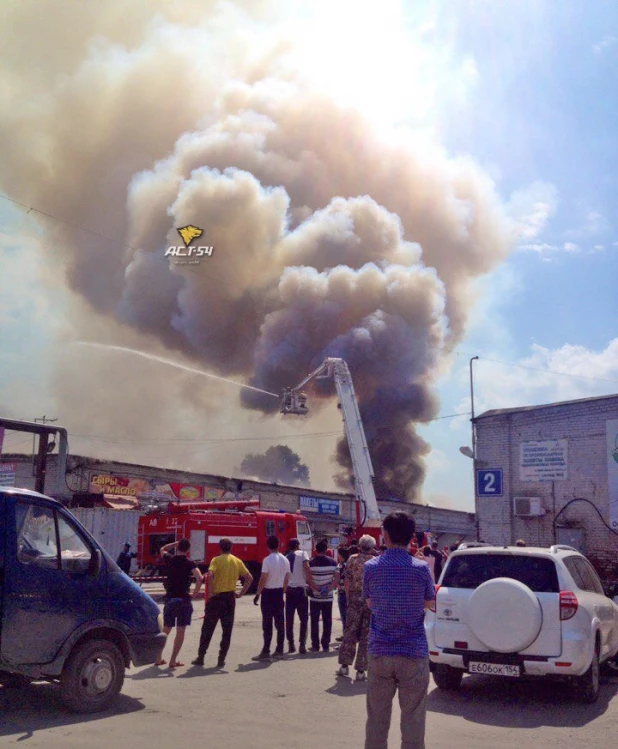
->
[476,469,503,497]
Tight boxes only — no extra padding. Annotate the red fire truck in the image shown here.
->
[136,498,313,589]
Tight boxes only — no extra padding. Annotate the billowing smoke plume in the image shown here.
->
[240,445,310,487]
[0,1,513,500]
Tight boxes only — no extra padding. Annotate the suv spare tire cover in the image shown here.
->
[468,577,543,653]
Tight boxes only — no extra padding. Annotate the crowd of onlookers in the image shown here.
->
[151,516,453,748]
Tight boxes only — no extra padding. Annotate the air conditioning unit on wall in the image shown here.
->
[513,497,545,517]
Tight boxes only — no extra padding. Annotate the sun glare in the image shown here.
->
[291,1,442,129]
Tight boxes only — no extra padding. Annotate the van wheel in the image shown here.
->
[573,646,600,704]
[433,664,464,690]
[60,639,125,713]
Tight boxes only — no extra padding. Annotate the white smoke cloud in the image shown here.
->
[0,0,518,500]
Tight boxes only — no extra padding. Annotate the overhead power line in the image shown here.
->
[70,430,343,445]
[436,346,618,386]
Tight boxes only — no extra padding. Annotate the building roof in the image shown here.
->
[0,451,374,502]
[0,451,472,516]
[475,392,618,420]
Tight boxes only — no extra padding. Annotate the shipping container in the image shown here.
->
[72,507,143,572]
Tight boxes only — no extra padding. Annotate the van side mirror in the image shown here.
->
[90,548,102,576]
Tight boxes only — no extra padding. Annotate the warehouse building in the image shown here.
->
[0,452,475,557]
[474,393,618,582]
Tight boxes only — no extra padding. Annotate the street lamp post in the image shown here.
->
[469,356,479,456]
[469,356,479,539]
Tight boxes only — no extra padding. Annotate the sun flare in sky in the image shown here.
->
[288,1,460,129]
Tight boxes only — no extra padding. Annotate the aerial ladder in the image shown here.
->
[280,358,381,541]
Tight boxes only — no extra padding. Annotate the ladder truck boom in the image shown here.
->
[280,358,381,533]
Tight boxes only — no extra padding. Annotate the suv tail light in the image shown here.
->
[560,590,578,620]
[427,585,441,613]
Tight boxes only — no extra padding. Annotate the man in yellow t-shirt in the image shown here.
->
[191,538,253,669]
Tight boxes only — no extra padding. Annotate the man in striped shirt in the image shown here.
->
[307,539,339,652]
[363,512,436,749]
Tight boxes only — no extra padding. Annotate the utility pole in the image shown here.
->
[32,415,58,476]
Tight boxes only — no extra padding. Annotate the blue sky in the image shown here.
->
[1,0,617,511]
[415,0,618,508]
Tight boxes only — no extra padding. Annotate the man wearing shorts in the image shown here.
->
[156,538,203,669]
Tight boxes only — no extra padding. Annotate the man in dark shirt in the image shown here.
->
[156,538,203,668]
[116,542,137,575]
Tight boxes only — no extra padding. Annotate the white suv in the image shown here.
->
[425,544,618,703]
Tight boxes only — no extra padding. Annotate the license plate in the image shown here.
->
[469,661,520,677]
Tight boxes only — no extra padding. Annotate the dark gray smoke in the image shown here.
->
[240,445,310,487]
[0,2,514,500]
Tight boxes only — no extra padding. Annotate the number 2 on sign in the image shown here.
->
[477,469,502,497]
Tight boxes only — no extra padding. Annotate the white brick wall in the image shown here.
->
[476,395,618,581]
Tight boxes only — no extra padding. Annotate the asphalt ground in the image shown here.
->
[2,588,618,748]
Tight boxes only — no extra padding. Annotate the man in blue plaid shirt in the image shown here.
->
[363,512,436,749]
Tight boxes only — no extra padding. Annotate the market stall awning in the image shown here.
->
[102,494,140,510]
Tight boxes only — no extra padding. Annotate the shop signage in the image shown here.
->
[520,440,568,481]
[299,495,341,516]
[0,462,16,487]
[89,474,204,500]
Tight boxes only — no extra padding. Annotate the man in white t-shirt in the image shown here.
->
[252,535,291,661]
[285,538,310,654]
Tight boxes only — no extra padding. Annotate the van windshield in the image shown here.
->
[16,503,59,568]
[442,554,559,593]
[16,502,92,572]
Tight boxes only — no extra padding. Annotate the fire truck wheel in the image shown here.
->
[246,562,261,594]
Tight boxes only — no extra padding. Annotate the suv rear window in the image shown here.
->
[442,554,559,593]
